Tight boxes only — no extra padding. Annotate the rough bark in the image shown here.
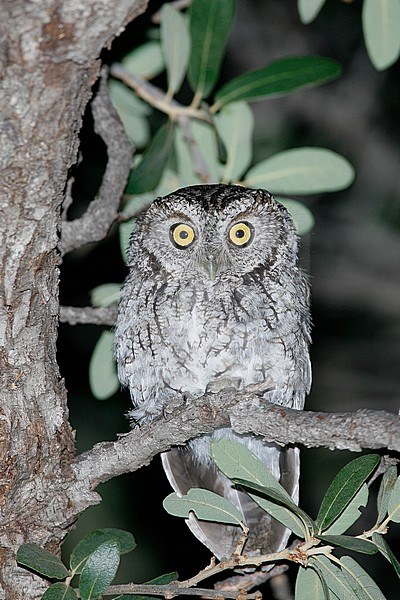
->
[0,2,146,597]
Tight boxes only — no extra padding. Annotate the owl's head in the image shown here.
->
[128,184,299,280]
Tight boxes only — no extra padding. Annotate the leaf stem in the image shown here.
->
[110,64,211,124]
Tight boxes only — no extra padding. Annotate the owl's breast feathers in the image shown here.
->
[115,266,311,420]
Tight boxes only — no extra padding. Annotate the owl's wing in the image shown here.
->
[161,443,299,561]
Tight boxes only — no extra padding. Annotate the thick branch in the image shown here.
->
[59,305,117,326]
[72,392,400,492]
[60,70,134,255]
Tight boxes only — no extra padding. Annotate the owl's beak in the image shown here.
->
[205,255,218,280]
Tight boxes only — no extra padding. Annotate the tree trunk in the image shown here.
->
[0,2,146,597]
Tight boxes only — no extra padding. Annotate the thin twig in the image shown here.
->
[104,582,259,599]
[59,305,117,326]
[110,63,212,124]
[177,115,211,182]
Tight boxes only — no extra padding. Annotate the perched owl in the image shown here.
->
[114,183,311,561]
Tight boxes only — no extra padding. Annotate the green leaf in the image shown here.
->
[316,454,379,532]
[340,555,386,600]
[277,198,315,236]
[214,102,254,182]
[126,122,175,194]
[232,477,316,534]
[70,529,135,575]
[362,0,400,71]
[245,147,355,194]
[377,465,398,524]
[188,0,236,99]
[108,80,151,117]
[163,488,244,526]
[323,483,369,535]
[297,0,327,24]
[212,56,341,111]
[372,533,400,579]
[91,284,121,308]
[122,41,165,80]
[108,81,150,147]
[211,439,305,537]
[387,474,400,522]
[160,4,191,96]
[310,555,354,599]
[16,543,69,580]
[295,566,329,600]
[79,541,120,600]
[316,534,378,555]
[42,583,78,600]
[89,331,119,401]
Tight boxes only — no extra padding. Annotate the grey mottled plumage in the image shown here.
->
[114,184,311,560]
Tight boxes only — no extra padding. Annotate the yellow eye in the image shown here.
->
[170,223,195,248]
[229,222,253,246]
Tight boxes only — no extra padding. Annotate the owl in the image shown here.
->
[114,183,311,561]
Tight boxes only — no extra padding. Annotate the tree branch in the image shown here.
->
[72,392,400,492]
[59,305,117,326]
[60,69,134,255]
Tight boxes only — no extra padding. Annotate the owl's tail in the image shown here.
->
[161,435,299,561]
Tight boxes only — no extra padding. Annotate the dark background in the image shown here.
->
[58,0,400,596]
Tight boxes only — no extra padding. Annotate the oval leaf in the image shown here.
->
[372,533,400,579]
[387,474,400,522]
[295,566,329,600]
[89,331,119,401]
[79,541,120,600]
[91,284,121,308]
[317,534,378,555]
[245,147,355,194]
[188,0,236,99]
[362,0,400,71]
[310,555,354,599]
[298,0,327,24]
[16,543,69,580]
[232,477,315,535]
[160,4,191,96]
[316,454,380,532]
[213,56,341,111]
[163,488,243,526]
[377,465,398,524]
[42,583,78,600]
[323,483,369,535]
[71,529,135,575]
[126,121,175,194]
[340,555,386,600]
[277,197,315,236]
[214,102,254,182]
[211,439,305,537]
[122,41,165,80]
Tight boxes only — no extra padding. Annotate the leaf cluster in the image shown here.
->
[164,440,400,599]
[17,529,179,600]
[17,529,137,599]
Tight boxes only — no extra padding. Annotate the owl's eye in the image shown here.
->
[170,223,195,248]
[228,222,254,247]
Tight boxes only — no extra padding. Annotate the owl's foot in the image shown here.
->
[245,381,275,396]
[206,377,243,394]
[128,402,163,426]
